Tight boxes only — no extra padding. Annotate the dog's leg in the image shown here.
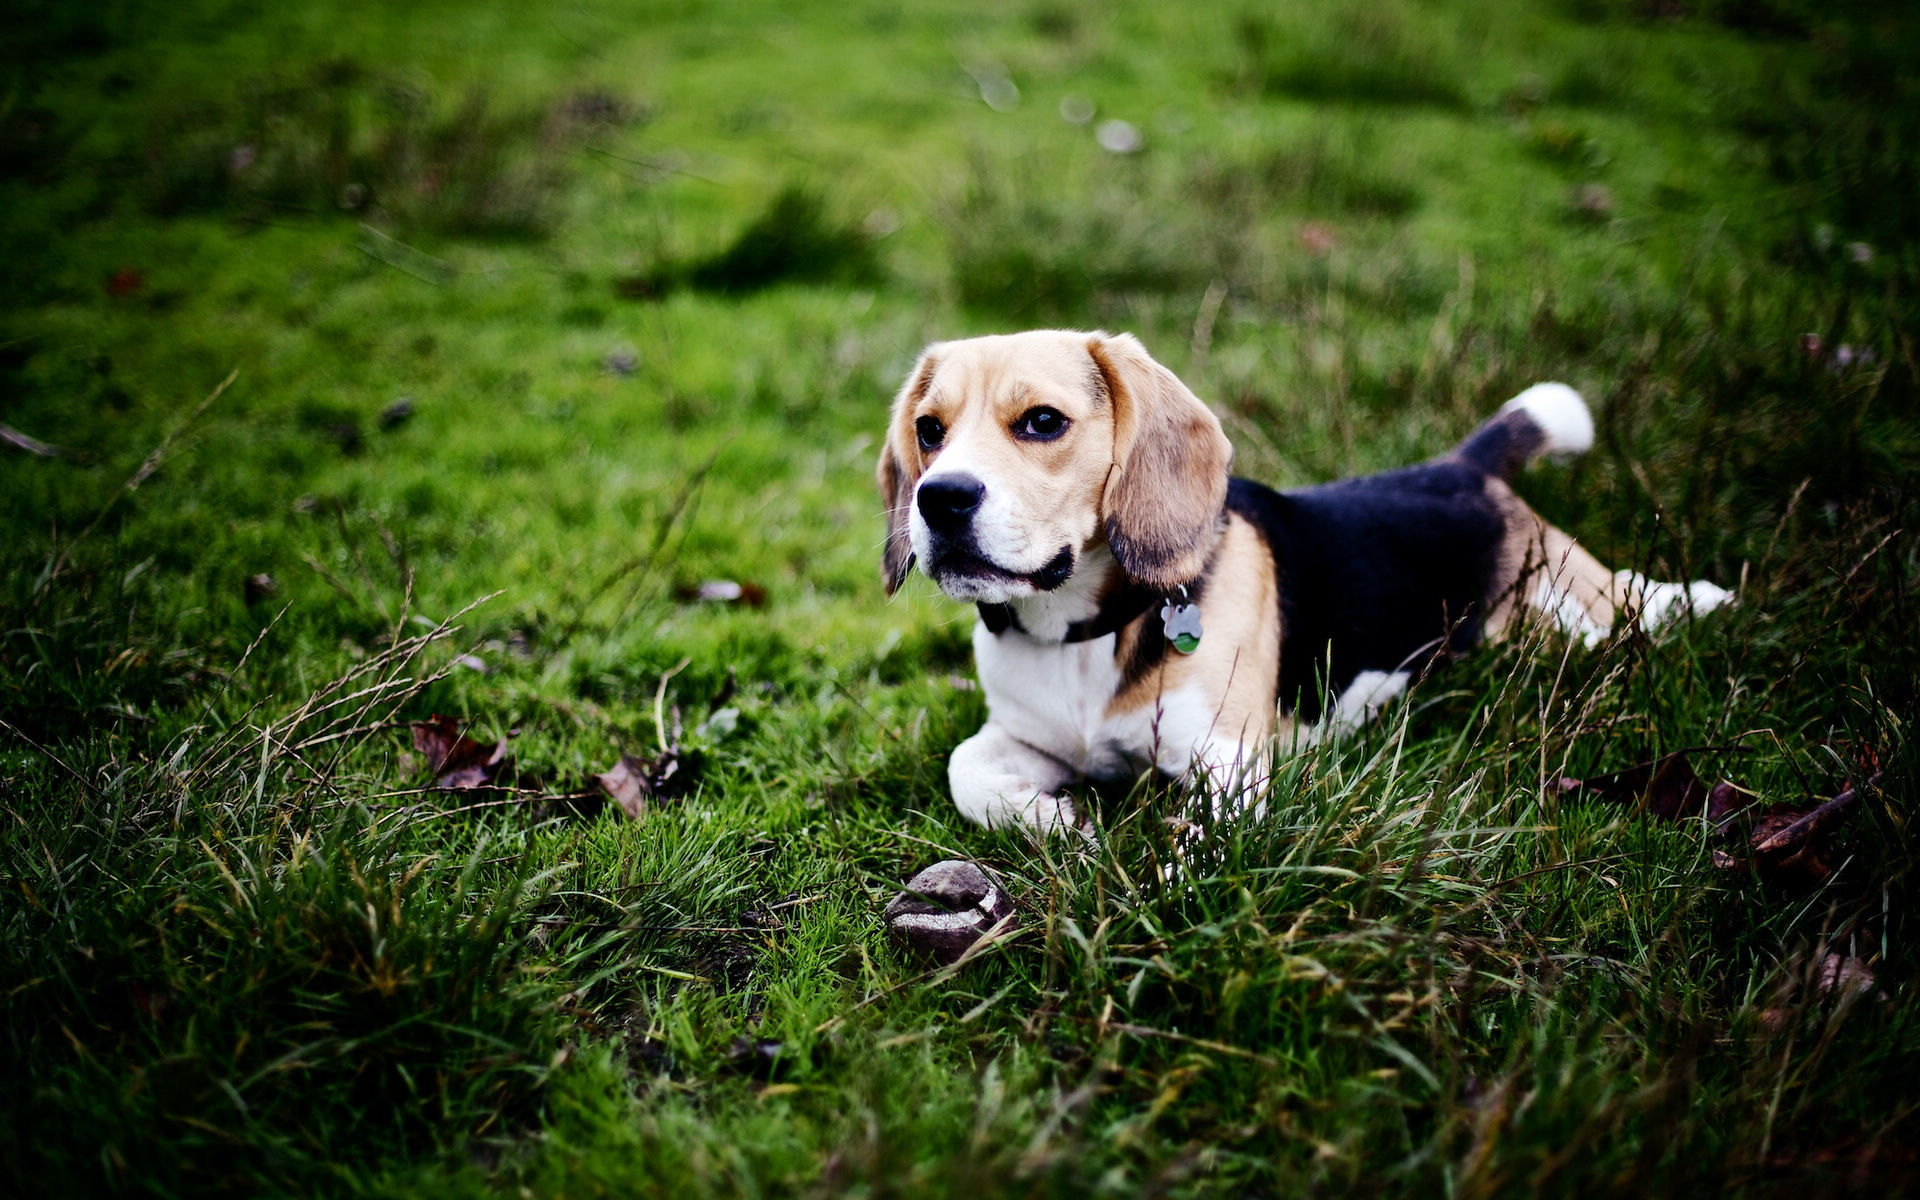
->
[1518,525,1733,647]
[1610,569,1735,633]
[1180,734,1272,825]
[1518,527,1619,648]
[948,723,1082,834]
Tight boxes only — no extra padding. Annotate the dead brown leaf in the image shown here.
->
[592,705,698,821]
[1560,750,1751,821]
[1744,778,1871,888]
[594,754,653,819]
[1815,952,1876,999]
[1718,774,1879,889]
[604,744,691,812]
[409,714,513,789]
[676,579,768,607]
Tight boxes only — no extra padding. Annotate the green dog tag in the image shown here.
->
[1159,599,1203,654]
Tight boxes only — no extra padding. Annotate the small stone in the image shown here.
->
[379,397,415,429]
[724,1036,789,1080]
[883,860,1015,965]
[1571,183,1613,218]
[1095,119,1143,154]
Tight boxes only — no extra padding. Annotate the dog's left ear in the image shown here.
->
[1089,332,1232,591]
[877,347,941,595]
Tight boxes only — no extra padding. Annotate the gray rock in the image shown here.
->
[883,860,1015,965]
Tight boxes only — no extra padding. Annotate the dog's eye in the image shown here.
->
[1014,406,1068,441]
[915,415,945,451]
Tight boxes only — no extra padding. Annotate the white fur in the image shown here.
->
[1613,570,1735,631]
[951,618,1266,832]
[909,447,1063,603]
[1500,382,1593,457]
[1322,669,1412,736]
[1534,574,1611,649]
[999,545,1119,642]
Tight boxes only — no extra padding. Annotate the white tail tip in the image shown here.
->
[1500,382,1593,457]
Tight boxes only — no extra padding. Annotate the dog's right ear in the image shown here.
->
[878,348,940,595]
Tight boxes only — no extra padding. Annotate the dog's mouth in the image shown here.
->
[928,544,1074,594]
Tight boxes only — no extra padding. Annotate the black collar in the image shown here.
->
[977,579,1162,644]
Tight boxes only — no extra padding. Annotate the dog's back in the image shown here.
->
[1234,382,1599,719]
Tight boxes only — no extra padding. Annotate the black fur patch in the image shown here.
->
[1029,546,1075,591]
[1453,408,1547,480]
[1227,463,1507,722]
[1114,550,1212,693]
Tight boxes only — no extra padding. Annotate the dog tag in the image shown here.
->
[1159,598,1203,654]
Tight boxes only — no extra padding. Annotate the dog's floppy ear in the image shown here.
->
[1089,332,1232,591]
[877,348,940,595]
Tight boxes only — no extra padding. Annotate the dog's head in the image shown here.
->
[877,330,1232,602]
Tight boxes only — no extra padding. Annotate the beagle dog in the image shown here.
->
[877,330,1731,834]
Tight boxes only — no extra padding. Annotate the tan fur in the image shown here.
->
[878,353,938,594]
[1479,477,1621,641]
[877,331,1180,603]
[1106,512,1284,746]
[1089,334,1235,592]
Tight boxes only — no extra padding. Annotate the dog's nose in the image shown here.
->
[917,474,985,533]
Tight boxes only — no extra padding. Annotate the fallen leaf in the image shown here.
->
[884,860,1016,966]
[697,706,740,741]
[593,723,699,820]
[1815,952,1876,999]
[1722,774,1878,889]
[1705,780,1752,822]
[676,579,768,607]
[1561,751,1727,820]
[1755,1006,1791,1033]
[410,714,513,789]
[594,754,653,819]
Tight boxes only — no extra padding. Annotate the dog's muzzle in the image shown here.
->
[915,473,1073,594]
[917,474,984,535]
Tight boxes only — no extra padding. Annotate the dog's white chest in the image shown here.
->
[972,625,1162,778]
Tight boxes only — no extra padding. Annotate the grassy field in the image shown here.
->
[2,0,1916,1194]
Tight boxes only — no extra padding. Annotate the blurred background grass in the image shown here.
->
[2,0,1916,1195]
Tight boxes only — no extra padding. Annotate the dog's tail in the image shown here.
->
[1452,382,1593,481]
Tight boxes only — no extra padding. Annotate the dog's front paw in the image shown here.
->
[1028,793,1098,844]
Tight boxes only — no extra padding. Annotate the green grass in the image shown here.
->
[2,0,1916,1194]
